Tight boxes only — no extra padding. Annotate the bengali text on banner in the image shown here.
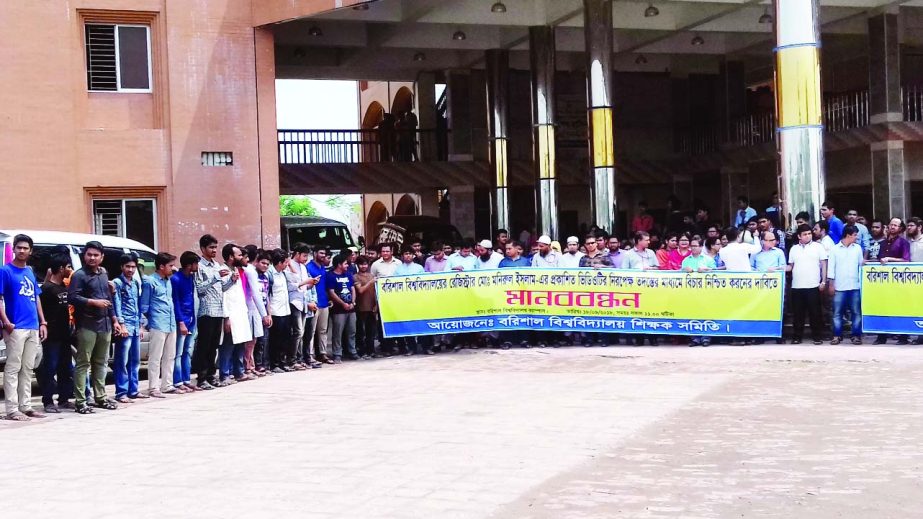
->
[861,263,923,334]
[376,268,785,338]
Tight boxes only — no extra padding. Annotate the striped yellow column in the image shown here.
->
[530,26,559,239]
[584,0,616,234]
[774,0,826,230]
[486,49,511,233]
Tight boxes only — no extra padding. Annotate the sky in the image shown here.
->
[275,79,362,227]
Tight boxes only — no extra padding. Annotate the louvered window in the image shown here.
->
[85,24,152,92]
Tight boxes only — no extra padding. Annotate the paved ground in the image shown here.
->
[3,345,923,519]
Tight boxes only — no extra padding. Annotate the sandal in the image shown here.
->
[23,410,46,419]
[830,337,842,345]
[96,399,119,410]
[116,396,133,404]
[130,393,150,399]
[75,404,94,415]
[6,411,30,421]
[44,404,61,414]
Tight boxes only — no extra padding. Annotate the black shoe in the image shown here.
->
[873,337,887,345]
[896,338,909,345]
[791,338,803,345]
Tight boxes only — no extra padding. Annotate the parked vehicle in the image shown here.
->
[378,215,463,252]
[0,230,156,366]
[280,216,357,255]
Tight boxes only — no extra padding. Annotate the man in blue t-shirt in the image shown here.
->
[498,240,531,349]
[325,253,356,362]
[0,234,48,421]
[307,247,333,363]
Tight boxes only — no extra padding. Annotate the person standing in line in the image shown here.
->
[719,227,760,272]
[704,236,726,270]
[498,240,532,350]
[494,229,510,254]
[267,249,293,372]
[327,253,359,362]
[866,218,886,261]
[393,246,428,354]
[410,241,426,267]
[307,247,333,364]
[666,234,692,270]
[171,251,199,391]
[656,233,678,268]
[252,251,274,374]
[813,220,835,253]
[141,252,180,397]
[874,218,911,345]
[38,254,75,413]
[606,235,626,268]
[734,196,757,228]
[285,243,319,370]
[681,237,717,346]
[446,240,478,271]
[530,235,559,268]
[194,234,235,390]
[113,254,145,403]
[750,232,786,273]
[907,217,923,262]
[559,236,585,269]
[579,234,615,346]
[424,241,449,273]
[371,243,401,354]
[353,256,378,358]
[828,225,864,345]
[219,244,251,385]
[820,201,845,244]
[631,201,654,233]
[474,239,504,269]
[625,231,661,346]
[241,246,270,379]
[756,214,786,250]
[0,234,48,420]
[68,241,122,413]
[845,209,871,252]
[786,224,828,345]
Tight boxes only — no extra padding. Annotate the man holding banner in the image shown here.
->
[786,224,827,345]
[874,218,911,345]
[828,226,863,345]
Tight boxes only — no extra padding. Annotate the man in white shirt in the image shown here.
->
[474,239,503,269]
[719,228,760,272]
[558,236,585,269]
[908,217,923,262]
[787,224,828,345]
[827,226,863,345]
[530,235,559,267]
[370,243,400,354]
[813,221,835,253]
[446,240,478,271]
[624,231,660,271]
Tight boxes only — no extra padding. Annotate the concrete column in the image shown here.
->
[868,10,907,219]
[486,49,511,233]
[416,71,438,162]
[719,61,746,144]
[872,142,909,220]
[450,185,477,239]
[583,0,616,233]
[254,27,281,249]
[419,188,440,218]
[446,70,472,158]
[530,26,559,239]
[773,0,826,230]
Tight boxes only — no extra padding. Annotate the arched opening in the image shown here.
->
[366,201,389,245]
[394,194,418,216]
[361,101,385,129]
[391,86,414,117]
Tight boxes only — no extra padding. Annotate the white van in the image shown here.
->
[0,230,156,365]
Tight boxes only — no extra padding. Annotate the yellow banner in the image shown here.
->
[377,268,784,338]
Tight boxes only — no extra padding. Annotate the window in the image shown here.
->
[92,199,157,249]
[202,152,234,166]
[85,24,152,92]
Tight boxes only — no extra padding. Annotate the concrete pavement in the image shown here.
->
[2,345,923,518]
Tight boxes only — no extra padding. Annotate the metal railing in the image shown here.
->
[904,84,923,122]
[823,90,869,132]
[278,129,446,164]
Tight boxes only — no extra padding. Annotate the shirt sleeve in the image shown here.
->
[139,278,153,323]
[112,280,125,323]
[245,268,267,318]
[67,270,89,308]
[170,276,186,324]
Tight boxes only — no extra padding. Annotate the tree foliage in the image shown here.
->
[279,195,317,217]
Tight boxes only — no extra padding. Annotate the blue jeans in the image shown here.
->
[39,338,74,406]
[114,334,141,398]
[219,334,244,380]
[832,290,862,338]
[174,328,196,385]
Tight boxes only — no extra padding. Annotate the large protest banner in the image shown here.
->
[377,269,785,338]
[861,264,923,334]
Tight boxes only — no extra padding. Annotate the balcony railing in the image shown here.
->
[278,129,447,165]
[679,85,923,155]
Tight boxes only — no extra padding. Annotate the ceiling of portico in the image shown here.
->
[273,0,923,81]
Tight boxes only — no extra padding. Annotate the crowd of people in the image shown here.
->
[1,196,921,421]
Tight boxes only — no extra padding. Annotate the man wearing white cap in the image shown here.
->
[558,236,585,269]
[475,239,504,269]
[530,235,559,268]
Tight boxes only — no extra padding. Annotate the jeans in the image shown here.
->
[2,329,40,414]
[269,314,291,368]
[219,334,245,380]
[114,334,141,398]
[74,328,111,407]
[356,311,377,356]
[194,315,223,385]
[290,306,315,364]
[174,328,196,386]
[791,287,824,342]
[330,312,357,358]
[832,290,862,338]
[39,338,74,407]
